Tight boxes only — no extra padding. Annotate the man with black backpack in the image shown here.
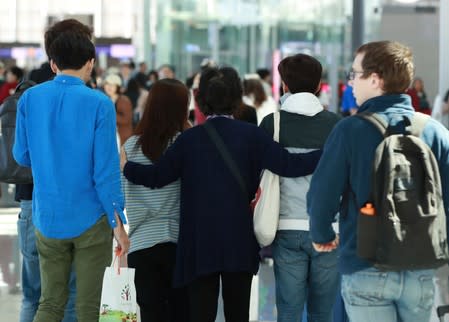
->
[307,40,449,322]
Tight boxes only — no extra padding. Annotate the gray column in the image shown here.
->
[439,0,449,98]
[258,22,270,69]
[352,0,365,53]
[156,0,172,67]
[208,22,220,64]
[438,0,449,127]
[249,24,257,73]
[142,0,151,66]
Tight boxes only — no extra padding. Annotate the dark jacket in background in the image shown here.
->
[15,63,55,202]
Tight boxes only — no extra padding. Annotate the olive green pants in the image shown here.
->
[33,216,113,322]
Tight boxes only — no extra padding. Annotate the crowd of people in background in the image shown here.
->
[2,52,448,129]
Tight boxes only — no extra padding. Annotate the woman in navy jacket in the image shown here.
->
[122,67,321,322]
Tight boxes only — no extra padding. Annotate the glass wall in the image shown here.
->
[150,0,351,81]
[0,0,391,108]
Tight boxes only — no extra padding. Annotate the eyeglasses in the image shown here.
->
[347,70,364,80]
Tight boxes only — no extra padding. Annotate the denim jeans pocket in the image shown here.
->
[18,212,38,259]
[273,231,302,265]
[313,248,338,269]
[342,268,388,306]
[417,272,435,311]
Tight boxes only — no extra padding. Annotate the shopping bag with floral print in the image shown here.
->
[99,256,138,322]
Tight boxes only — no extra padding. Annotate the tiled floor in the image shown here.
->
[1,205,447,322]
[0,208,21,321]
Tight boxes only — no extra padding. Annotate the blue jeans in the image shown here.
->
[341,267,435,322]
[273,230,339,322]
[17,200,77,322]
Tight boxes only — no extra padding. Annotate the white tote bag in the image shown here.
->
[99,257,138,322]
[253,112,280,246]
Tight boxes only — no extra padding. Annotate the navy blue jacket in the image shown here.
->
[307,94,449,274]
[124,117,321,286]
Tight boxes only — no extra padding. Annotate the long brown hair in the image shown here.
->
[243,79,267,108]
[135,79,189,162]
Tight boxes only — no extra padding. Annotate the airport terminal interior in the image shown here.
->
[1,0,448,321]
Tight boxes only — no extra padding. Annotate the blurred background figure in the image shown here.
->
[0,61,5,87]
[119,59,135,89]
[103,74,133,146]
[443,88,449,114]
[243,77,278,124]
[0,66,24,104]
[125,77,148,124]
[158,64,176,80]
[147,70,159,88]
[340,81,358,116]
[256,68,273,97]
[317,76,331,110]
[135,62,149,90]
[407,77,431,115]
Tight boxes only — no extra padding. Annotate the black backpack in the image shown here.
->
[0,81,35,184]
[356,112,449,270]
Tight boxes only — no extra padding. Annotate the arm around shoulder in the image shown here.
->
[122,134,184,188]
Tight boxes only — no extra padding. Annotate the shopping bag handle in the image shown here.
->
[111,249,122,275]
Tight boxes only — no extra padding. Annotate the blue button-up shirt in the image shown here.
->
[13,74,126,239]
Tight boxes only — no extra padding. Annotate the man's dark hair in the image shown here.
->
[29,62,54,84]
[197,67,242,116]
[9,66,24,81]
[44,19,92,59]
[256,68,270,80]
[48,32,95,70]
[277,53,322,94]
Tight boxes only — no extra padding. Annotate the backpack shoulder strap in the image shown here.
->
[15,80,36,94]
[409,112,430,137]
[356,112,388,137]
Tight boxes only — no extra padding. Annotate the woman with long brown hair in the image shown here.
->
[122,78,190,322]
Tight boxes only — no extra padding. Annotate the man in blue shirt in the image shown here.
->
[16,19,94,322]
[13,24,129,322]
[307,41,449,322]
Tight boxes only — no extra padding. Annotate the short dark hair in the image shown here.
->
[29,62,54,84]
[277,54,322,94]
[9,66,24,81]
[48,32,96,70]
[197,67,242,116]
[44,19,92,59]
[256,68,270,80]
[356,41,414,94]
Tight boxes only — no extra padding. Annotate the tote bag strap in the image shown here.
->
[203,121,249,199]
[273,112,280,142]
